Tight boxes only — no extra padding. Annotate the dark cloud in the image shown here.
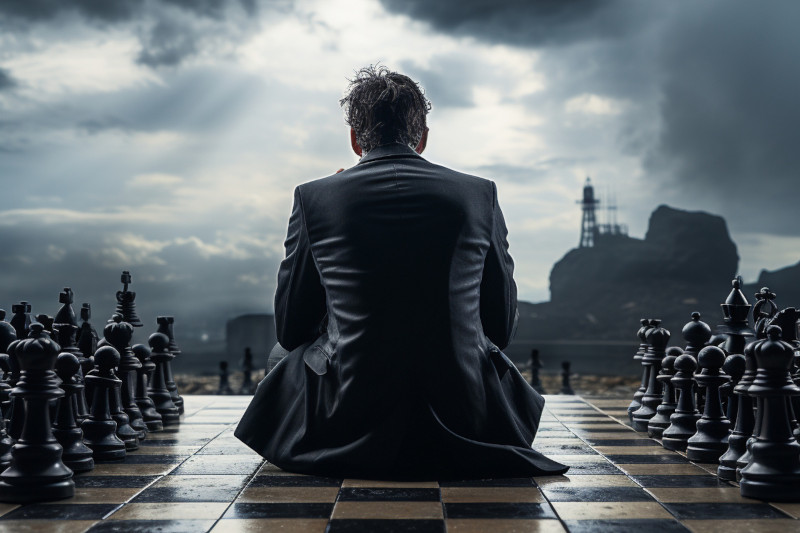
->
[0,68,16,91]
[136,17,199,67]
[0,0,257,22]
[644,1,800,233]
[0,0,144,22]
[400,57,477,108]
[77,116,130,134]
[379,0,647,47]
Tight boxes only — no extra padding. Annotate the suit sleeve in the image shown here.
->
[274,186,327,351]
[480,181,519,350]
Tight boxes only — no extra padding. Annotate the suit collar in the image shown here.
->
[357,142,423,165]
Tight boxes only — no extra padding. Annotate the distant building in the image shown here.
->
[225,314,276,367]
[576,177,628,247]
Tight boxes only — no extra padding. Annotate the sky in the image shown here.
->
[1,0,799,343]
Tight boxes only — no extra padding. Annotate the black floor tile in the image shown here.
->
[533,446,596,455]
[663,502,790,520]
[542,486,655,502]
[121,454,191,464]
[222,502,333,519]
[131,475,248,502]
[583,439,662,446]
[73,475,161,488]
[87,519,216,533]
[170,455,262,475]
[337,488,440,501]
[631,475,736,488]
[326,519,445,533]
[443,502,556,519]
[564,519,689,532]
[439,478,535,487]
[554,463,624,475]
[249,475,341,487]
[1,503,119,520]
[605,455,690,464]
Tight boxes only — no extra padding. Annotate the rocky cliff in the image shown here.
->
[513,205,740,342]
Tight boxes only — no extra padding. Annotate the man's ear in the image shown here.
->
[415,127,428,154]
[350,128,362,157]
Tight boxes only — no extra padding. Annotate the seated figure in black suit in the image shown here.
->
[235,66,568,480]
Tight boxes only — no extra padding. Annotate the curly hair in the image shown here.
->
[340,65,431,154]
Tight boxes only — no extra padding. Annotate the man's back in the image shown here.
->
[235,65,566,479]
[236,144,566,479]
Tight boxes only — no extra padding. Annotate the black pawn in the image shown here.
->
[662,354,701,452]
[157,316,184,414]
[736,337,765,480]
[218,361,233,395]
[149,333,180,426]
[81,346,126,461]
[740,326,800,501]
[104,315,146,441]
[529,349,545,394]
[559,361,574,395]
[115,271,143,327]
[686,346,731,462]
[0,313,17,419]
[647,348,680,439]
[0,323,74,502]
[240,347,254,395]
[132,344,163,432]
[632,322,670,432]
[718,353,748,480]
[53,353,94,473]
[628,319,652,421]
[721,353,746,427]
[0,353,12,469]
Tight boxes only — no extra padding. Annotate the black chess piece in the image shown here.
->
[115,271,143,327]
[632,322,670,432]
[0,354,11,422]
[157,316,184,414]
[718,352,748,480]
[6,340,24,441]
[53,288,89,422]
[662,354,701,452]
[529,349,545,394]
[628,319,652,421]
[559,361,574,395]
[647,347,680,439]
[686,346,731,462]
[76,304,98,408]
[0,312,17,420]
[0,323,74,502]
[240,347,254,395]
[682,312,712,413]
[104,314,146,441]
[132,344,163,432]
[739,325,800,501]
[35,314,54,335]
[9,302,31,341]
[721,353,746,427]
[0,398,11,470]
[717,277,755,356]
[53,352,94,473]
[148,332,180,426]
[81,346,126,461]
[218,361,233,395]
[736,336,766,480]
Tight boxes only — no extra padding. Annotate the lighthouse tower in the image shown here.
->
[577,177,599,248]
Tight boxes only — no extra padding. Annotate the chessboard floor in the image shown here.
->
[1,395,799,532]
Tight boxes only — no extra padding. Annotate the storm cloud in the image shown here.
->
[380,0,800,233]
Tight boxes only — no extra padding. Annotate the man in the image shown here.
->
[235,66,567,480]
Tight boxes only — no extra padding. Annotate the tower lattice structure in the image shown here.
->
[577,177,599,248]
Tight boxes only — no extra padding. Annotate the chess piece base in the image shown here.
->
[0,479,74,503]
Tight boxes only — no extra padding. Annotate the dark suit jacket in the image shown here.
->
[235,142,567,479]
